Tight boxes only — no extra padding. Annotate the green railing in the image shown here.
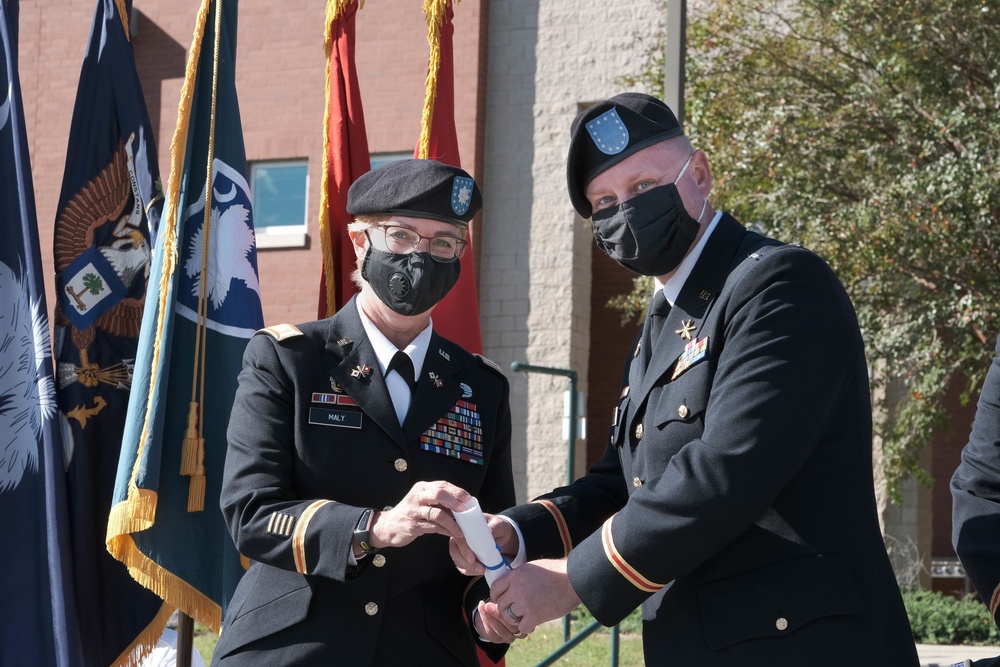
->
[510,362,620,667]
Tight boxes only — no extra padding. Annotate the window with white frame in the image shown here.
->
[251,159,308,248]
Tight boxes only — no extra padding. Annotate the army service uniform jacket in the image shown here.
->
[952,334,1000,630]
[504,214,918,666]
[214,297,514,666]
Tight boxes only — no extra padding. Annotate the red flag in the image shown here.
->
[415,1,483,354]
[318,0,370,318]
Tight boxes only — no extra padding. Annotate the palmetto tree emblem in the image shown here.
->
[65,272,105,312]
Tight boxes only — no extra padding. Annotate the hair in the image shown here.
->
[347,214,389,289]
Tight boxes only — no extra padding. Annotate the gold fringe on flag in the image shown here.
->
[416,0,459,160]
[111,601,175,667]
[113,0,131,42]
[318,0,364,318]
[106,1,223,659]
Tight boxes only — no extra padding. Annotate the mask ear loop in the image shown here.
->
[674,152,709,224]
[673,152,695,184]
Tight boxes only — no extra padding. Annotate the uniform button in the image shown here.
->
[635,423,644,440]
[365,602,379,616]
[678,404,689,419]
[775,617,788,631]
[372,554,386,568]
[393,458,408,472]
[633,477,642,489]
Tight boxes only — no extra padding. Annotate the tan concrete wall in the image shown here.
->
[481,1,664,501]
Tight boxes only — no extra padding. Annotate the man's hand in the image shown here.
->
[487,559,581,636]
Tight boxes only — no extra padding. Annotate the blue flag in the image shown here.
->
[106,0,263,645]
[52,1,169,665]
[0,1,84,665]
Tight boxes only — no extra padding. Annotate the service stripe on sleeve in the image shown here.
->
[601,517,665,593]
[292,500,333,575]
[532,499,572,557]
[990,582,1000,619]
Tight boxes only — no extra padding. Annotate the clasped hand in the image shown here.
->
[450,513,581,644]
[367,480,471,550]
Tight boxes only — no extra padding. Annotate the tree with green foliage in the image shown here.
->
[616,0,1000,501]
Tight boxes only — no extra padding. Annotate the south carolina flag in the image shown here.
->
[0,1,84,664]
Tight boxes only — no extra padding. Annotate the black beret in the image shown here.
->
[567,93,683,218]
[347,158,482,227]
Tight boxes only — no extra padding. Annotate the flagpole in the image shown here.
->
[177,615,194,667]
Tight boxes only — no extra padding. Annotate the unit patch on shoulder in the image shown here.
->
[257,323,303,341]
[476,354,504,376]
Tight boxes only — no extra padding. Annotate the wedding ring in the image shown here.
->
[505,605,524,623]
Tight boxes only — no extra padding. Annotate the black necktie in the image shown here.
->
[386,351,417,393]
[647,290,671,350]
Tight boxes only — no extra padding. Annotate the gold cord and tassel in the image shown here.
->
[416,0,458,159]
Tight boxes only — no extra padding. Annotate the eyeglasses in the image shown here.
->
[370,225,467,261]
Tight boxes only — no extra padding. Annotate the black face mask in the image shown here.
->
[361,246,461,316]
[591,183,703,276]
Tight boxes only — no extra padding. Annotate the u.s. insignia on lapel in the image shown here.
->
[672,337,709,381]
[351,365,372,380]
[429,372,444,388]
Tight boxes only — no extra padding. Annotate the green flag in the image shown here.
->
[107,0,263,649]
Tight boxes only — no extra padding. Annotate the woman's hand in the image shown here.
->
[449,513,519,576]
[369,480,471,549]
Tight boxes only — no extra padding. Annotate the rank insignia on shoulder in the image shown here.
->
[258,323,303,341]
[671,336,709,381]
[475,354,503,375]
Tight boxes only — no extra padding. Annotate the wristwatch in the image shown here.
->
[354,508,378,554]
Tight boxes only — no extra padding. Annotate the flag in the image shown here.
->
[0,1,85,665]
[415,0,484,354]
[317,0,371,318]
[52,1,169,664]
[106,0,263,658]
[417,4,496,665]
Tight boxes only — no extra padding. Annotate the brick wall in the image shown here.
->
[21,0,485,330]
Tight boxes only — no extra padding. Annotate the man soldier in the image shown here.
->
[952,334,1000,667]
[214,159,513,666]
[453,93,918,665]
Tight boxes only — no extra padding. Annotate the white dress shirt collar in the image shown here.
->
[656,210,724,306]
[355,301,432,379]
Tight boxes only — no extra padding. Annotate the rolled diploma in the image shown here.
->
[454,497,509,586]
